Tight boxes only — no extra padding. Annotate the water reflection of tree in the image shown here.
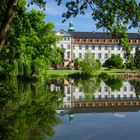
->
[75,78,101,100]
[130,80,140,97]
[0,79,62,140]
[103,77,123,91]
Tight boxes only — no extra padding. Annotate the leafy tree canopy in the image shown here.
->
[104,54,124,69]
[0,0,62,78]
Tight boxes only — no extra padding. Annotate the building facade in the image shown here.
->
[55,29,140,65]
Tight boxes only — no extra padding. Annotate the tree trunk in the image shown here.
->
[0,0,18,49]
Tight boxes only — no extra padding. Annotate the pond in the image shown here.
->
[0,77,140,140]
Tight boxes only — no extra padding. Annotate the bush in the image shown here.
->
[79,52,100,75]
[103,54,123,69]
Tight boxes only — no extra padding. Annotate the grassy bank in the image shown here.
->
[46,68,139,78]
[46,70,80,78]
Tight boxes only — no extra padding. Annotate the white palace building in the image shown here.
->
[55,23,140,66]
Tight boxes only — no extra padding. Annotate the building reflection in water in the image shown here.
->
[49,78,140,122]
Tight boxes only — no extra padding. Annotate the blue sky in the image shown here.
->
[29,0,140,32]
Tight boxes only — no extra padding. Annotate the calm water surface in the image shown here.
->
[0,77,140,140]
[48,112,140,140]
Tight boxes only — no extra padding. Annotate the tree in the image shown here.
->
[79,51,100,75]
[104,54,123,69]
[0,0,46,49]
[134,47,140,69]
[0,1,62,78]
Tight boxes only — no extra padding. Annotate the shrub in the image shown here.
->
[103,54,123,69]
[79,51,100,75]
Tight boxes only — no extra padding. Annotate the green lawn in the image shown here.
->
[46,68,138,78]
[46,70,80,77]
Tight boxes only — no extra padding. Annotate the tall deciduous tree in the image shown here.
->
[0,0,46,49]
[0,0,62,78]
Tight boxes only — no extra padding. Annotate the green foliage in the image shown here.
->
[104,54,123,69]
[0,1,62,79]
[130,80,140,97]
[125,55,135,70]
[0,79,62,140]
[134,47,140,69]
[99,72,109,79]
[74,77,101,100]
[74,58,80,70]
[79,51,100,75]
[103,77,123,91]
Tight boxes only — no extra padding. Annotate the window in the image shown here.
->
[98,95,101,99]
[111,95,114,99]
[105,46,108,50]
[98,53,101,59]
[104,39,107,42]
[117,46,121,50]
[85,45,88,50]
[110,39,113,42]
[98,87,101,92]
[79,39,81,42]
[67,45,70,49]
[117,95,120,99]
[60,31,63,34]
[97,39,101,42]
[98,46,101,50]
[130,86,133,91]
[130,94,133,98]
[129,40,132,43]
[79,53,82,58]
[104,87,108,92]
[111,45,114,50]
[61,45,63,48]
[79,45,82,50]
[73,45,75,50]
[116,39,119,42]
[86,39,88,42]
[73,53,75,59]
[92,39,94,42]
[123,86,127,91]
[123,94,127,98]
[67,52,70,59]
[67,87,70,94]
[104,53,108,59]
[67,96,71,101]
[79,96,82,100]
[79,87,82,92]
[92,45,95,50]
